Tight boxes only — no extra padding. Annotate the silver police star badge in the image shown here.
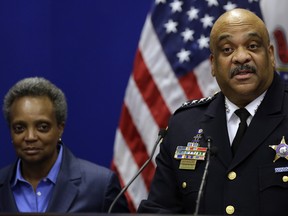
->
[269,136,288,162]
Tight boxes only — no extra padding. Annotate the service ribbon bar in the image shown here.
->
[174,146,207,160]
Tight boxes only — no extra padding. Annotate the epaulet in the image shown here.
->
[174,92,219,115]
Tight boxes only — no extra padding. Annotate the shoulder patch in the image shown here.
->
[174,92,219,115]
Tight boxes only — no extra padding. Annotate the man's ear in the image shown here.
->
[210,54,215,77]
[268,44,276,69]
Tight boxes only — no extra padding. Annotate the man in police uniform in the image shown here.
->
[138,8,288,215]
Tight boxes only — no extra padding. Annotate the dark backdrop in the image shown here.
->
[0,0,151,168]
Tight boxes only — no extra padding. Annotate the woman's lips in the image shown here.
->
[23,147,41,155]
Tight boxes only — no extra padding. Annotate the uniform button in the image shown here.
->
[282,176,288,182]
[182,182,187,188]
[228,171,237,180]
[37,191,42,196]
[226,205,235,215]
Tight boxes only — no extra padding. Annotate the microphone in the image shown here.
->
[194,136,217,216]
[108,128,167,213]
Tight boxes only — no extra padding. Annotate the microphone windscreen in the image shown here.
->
[158,128,167,138]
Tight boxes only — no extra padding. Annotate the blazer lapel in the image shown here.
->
[46,172,80,212]
[46,146,81,212]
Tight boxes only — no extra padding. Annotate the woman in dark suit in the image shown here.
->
[0,77,129,213]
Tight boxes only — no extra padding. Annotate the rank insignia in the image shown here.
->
[269,136,288,162]
[174,129,207,170]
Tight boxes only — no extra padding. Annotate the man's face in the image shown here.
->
[210,10,275,107]
[9,96,64,167]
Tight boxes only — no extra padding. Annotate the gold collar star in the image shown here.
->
[269,136,288,162]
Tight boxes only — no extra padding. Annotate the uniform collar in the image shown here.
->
[225,91,266,122]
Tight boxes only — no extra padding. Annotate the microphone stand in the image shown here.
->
[194,137,212,216]
[108,129,167,213]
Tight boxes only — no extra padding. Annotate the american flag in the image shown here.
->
[112,0,286,212]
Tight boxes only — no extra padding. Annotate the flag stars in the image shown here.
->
[223,2,237,11]
[170,0,183,13]
[181,28,195,42]
[177,49,191,63]
[187,7,199,21]
[164,19,178,33]
[198,35,210,49]
[206,0,219,7]
[155,0,166,4]
[200,14,214,29]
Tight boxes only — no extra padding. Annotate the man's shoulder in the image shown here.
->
[174,92,219,115]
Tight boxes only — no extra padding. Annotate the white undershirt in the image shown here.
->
[226,91,266,145]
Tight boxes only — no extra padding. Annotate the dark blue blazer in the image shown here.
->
[138,73,288,216]
[0,144,129,213]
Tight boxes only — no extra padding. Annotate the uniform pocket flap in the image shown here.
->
[259,163,288,191]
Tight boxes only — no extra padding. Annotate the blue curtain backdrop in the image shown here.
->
[0,0,151,168]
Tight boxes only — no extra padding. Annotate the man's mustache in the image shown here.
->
[230,65,256,78]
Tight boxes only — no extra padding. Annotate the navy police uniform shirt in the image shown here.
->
[138,72,288,216]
